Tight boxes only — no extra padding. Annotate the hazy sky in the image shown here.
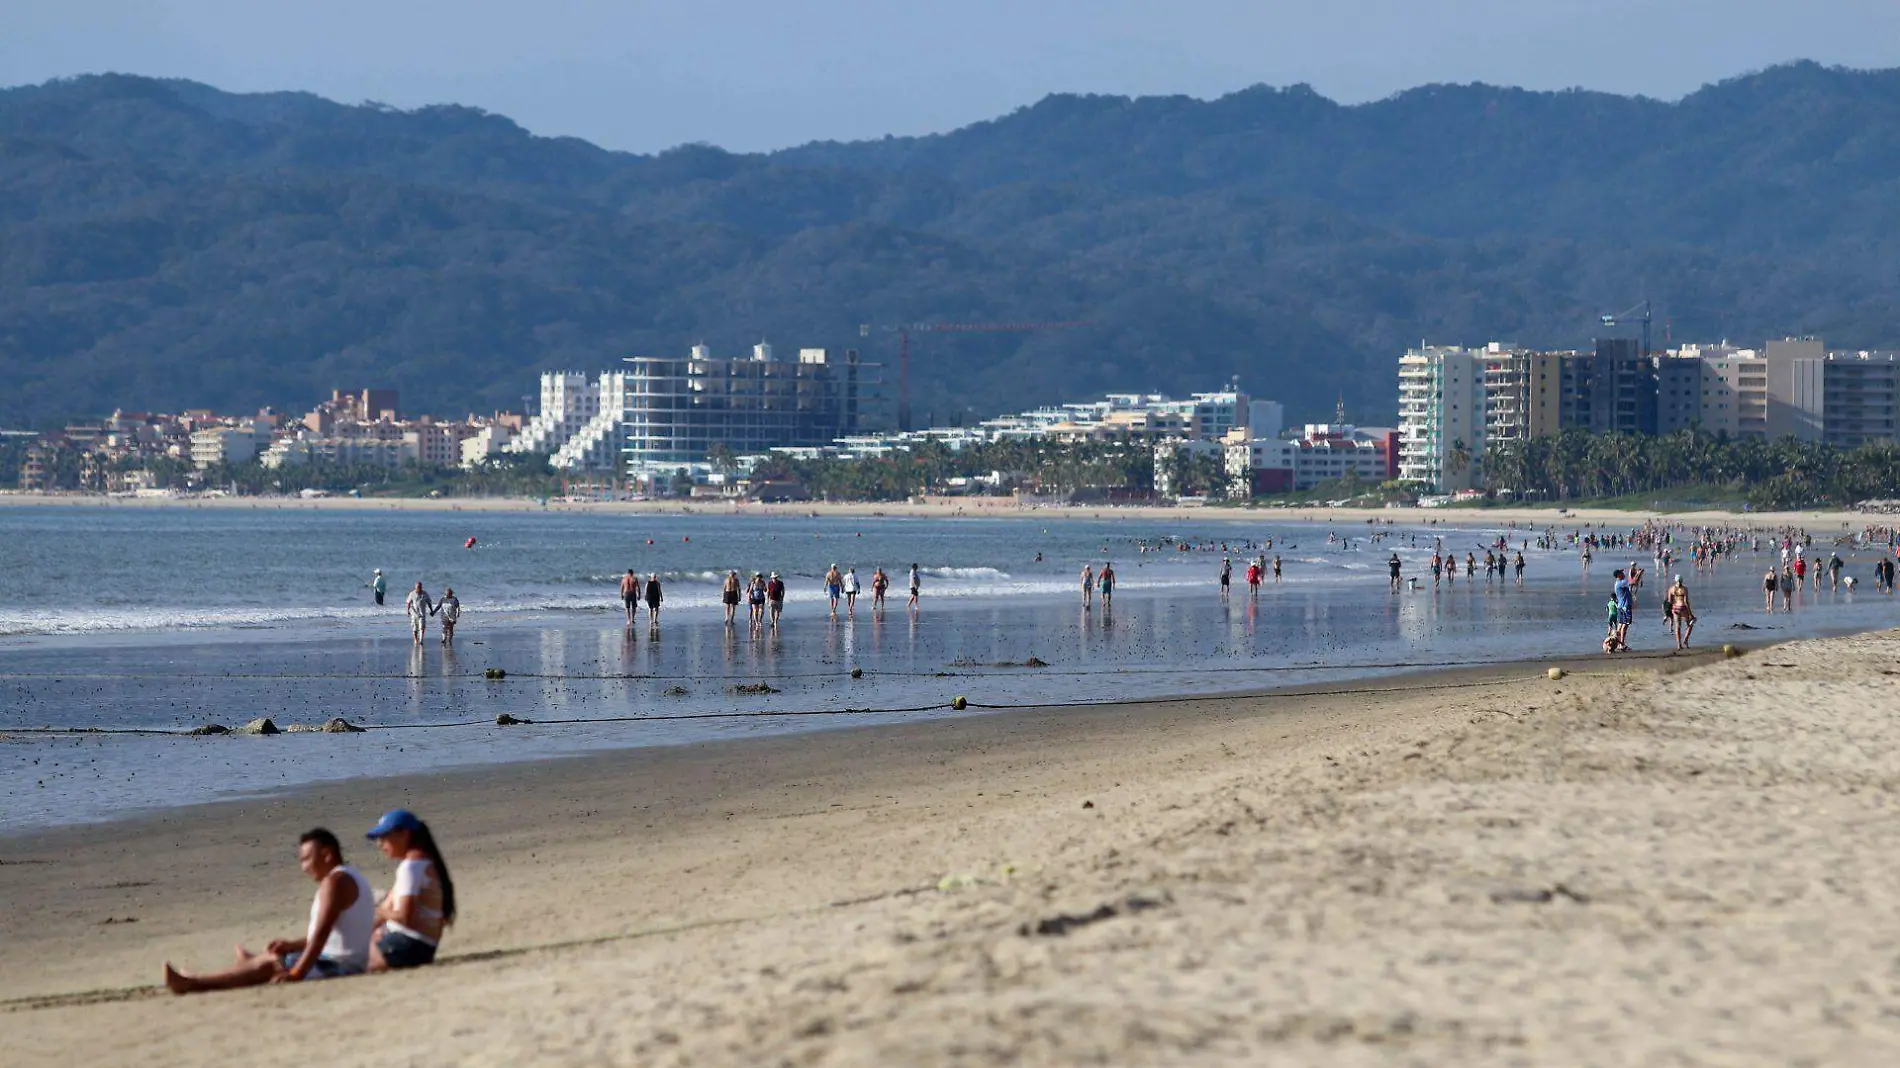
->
[6,1,1898,153]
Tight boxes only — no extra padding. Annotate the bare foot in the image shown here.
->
[163,963,194,995]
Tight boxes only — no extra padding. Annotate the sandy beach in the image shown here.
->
[0,488,1880,530]
[9,631,1900,1066]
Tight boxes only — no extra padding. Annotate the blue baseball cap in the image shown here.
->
[366,809,421,840]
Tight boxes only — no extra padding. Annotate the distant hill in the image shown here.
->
[3,63,1899,426]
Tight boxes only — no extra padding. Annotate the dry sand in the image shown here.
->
[0,488,1879,530]
[6,637,1900,1066]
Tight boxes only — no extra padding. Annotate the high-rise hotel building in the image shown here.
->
[622,343,877,476]
[1399,335,1900,492]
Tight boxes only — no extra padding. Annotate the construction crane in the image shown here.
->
[1599,299,1653,357]
[859,321,1087,431]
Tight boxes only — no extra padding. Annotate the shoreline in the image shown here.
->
[10,630,1900,1064]
[0,488,1880,528]
[0,648,1717,838]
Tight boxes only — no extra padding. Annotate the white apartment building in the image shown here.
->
[502,370,632,472]
[551,372,632,471]
[509,372,604,457]
[460,424,514,468]
[189,426,257,470]
[1397,345,1486,491]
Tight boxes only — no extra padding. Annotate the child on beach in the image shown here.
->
[1603,597,1626,653]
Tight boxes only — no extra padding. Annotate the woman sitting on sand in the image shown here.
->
[364,809,456,971]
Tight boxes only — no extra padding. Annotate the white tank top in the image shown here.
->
[309,864,376,970]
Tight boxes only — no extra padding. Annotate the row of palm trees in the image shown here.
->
[1481,428,1900,509]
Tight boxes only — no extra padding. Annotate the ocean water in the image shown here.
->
[1,506,1890,831]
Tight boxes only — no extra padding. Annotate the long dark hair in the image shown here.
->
[410,819,457,924]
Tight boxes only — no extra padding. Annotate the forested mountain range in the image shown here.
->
[2,62,1897,426]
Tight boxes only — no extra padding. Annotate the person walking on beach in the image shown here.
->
[825,564,844,619]
[871,567,890,614]
[620,569,639,624]
[1612,569,1634,649]
[368,569,387,606]
[435,588,460,644]
[767,572,786,627]
[1665,576,1697,650]
[1220,557,1232,601]
[844,567,861,616]
[1513,551,1526,585]
[405,583,434,646]
[1099,562,1116,607]
[644,573,663,624]
[163,828,375,993]
[722,570,742,625]
[1272,554,1283,583]
[908,563,922,613]
[749,572,768,626]
[1828,552,1845,590]
[1081,563,1095,607]
[1388,552,1402,593]
[364,809,455,972]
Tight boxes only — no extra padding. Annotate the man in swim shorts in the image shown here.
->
[824,564,844,619]
[620,569,639,624]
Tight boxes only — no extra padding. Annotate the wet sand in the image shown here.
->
[8,635,1900,1066]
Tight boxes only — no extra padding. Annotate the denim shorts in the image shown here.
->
[280,953,363,980]
[377,929,438,969]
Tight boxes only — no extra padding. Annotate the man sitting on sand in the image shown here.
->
[163,828,375,994]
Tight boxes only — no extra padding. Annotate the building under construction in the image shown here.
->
[621,343,878,476]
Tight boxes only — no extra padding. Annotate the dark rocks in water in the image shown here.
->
[1728,622,1762,630]
[495,713,529,726]
[1022,656,1049,668]
[235,718,280,736]
[186,724,229,736]
[850,667,863,679]
[727,683,781,696]
[663,685,689,697]
[322,718,365,733]
[484,667,508,680]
